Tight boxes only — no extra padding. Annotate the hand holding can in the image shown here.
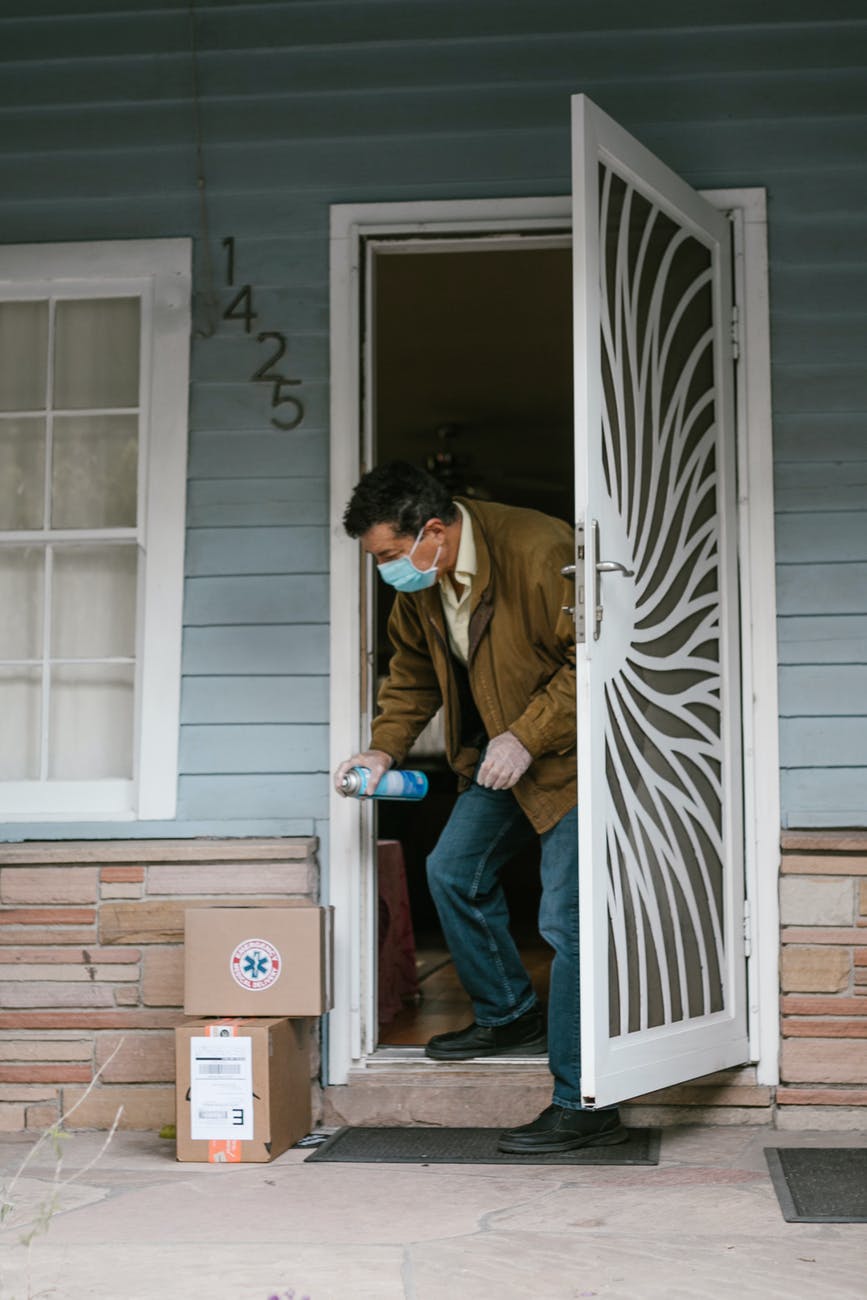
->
[334,748,393,796]
[340,767,429,801]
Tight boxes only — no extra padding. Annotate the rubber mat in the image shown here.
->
[764,1147,867,1222]
[305,1125,659,1165]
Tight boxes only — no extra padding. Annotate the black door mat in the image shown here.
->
[304,1125,659,1165]
[765,1147,867,1223]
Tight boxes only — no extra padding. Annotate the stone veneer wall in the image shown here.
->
[324,831,867,1130]
[6,830,867,1133]
[0,839,320,1133]
[778,831,867,1130]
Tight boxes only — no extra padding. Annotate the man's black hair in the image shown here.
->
[342,460,459,538]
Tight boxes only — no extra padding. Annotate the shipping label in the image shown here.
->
[190,1034,254,1141]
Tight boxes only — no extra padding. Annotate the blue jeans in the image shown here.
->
[426,781,582,1110]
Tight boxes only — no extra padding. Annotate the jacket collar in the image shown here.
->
[416,498,494,661]
[455,497,492,617]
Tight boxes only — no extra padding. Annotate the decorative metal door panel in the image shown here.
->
[571,97,749,1107]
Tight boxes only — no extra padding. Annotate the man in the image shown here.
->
[334,460,625,1152]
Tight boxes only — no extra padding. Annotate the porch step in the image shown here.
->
[321,1060,774,1128]
[323,1059,553,1127]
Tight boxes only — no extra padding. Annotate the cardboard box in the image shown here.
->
[175,1017,311,1163]
[184,905,333,1016]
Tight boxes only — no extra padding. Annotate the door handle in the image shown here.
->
[596,560,634,577]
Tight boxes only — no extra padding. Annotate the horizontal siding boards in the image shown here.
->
[777,617,867,665]
[781,770,867,829]
[774,414,867,463]
[0,818,314,840]
[779,574,867,618]
[190,326,327,384]
[775,553,867,635]
[777,566,867,617]
[189,380,328,433]
[0,4,865,834]
[187,432,327,480]
[775,75,867,848]
[773,363,867,414]
[8,71,867,155]
[182,626,329,676]
[181,676,329,725]
[771,269,867,319]
[2,135,565,203]
[177,774,329,823]
[773,199,867,239]
[780,718,867,768]
[186,478,328,528]
[779,666,867,717]
[0,2,855,54]
[4,10,867,101]
[184,575,329,625]
[190,290,330,349]
[8,125,867,207]
[184,527,328,576]
[774,463,867,514]
[773,316,867,369]
[179,724,328,775]
[776,513,867,563]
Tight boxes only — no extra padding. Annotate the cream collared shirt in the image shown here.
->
[438,501,476,665]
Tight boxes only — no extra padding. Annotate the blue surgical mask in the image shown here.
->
[377,527,441,593]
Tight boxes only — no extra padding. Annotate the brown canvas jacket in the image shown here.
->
[370,497,577,834]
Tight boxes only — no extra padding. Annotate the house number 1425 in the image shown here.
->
[221,235,304,431]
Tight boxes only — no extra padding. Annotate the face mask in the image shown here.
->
[377,527,441,593]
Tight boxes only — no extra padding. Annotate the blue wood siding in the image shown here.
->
[0,1,865,834]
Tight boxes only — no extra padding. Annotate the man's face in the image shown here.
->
[360,520,441,574]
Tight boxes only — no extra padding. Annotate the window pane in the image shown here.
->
[0,667,42,779]
[0,301,48,412]
[51,415,138,528]
[0,547,44,659]
[49,663,134,779]
[52,545,137,659]
[53,298,140,410]
[0,418,45,530]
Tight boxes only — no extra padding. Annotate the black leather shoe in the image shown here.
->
[497,1103,628,1153]
[424,1008,547,1061]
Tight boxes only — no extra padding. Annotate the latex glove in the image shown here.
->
[476,731,532,791]
[334,749,393,797]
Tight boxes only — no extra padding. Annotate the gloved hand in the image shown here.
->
[476,731,532,791]
[334,749,393,796]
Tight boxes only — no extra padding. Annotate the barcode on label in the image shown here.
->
[196,1062,242,1076]
[197,1108,229,1120]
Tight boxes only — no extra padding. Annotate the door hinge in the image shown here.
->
[730,304,741,362]
[742,898,752,957]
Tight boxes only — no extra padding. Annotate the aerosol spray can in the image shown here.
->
[340,767,429,801]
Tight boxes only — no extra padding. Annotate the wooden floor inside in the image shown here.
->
[380,942,552,1047]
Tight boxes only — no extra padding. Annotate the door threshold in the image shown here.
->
[364,1046,551,1071]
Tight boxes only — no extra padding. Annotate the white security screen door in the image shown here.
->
[572,96,749,1107]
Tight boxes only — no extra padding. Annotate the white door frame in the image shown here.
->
[327,191,779,1090]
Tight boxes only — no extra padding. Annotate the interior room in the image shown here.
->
[370,238,574,1047]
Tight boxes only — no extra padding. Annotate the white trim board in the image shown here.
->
[327,193,778,1090]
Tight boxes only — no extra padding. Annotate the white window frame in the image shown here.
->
[328,192,779,1089]
[0,238,191,821]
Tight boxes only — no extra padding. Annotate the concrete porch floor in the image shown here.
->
[2,1124,866,1300]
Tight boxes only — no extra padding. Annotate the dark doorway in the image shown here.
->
[370,238,573,1046]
